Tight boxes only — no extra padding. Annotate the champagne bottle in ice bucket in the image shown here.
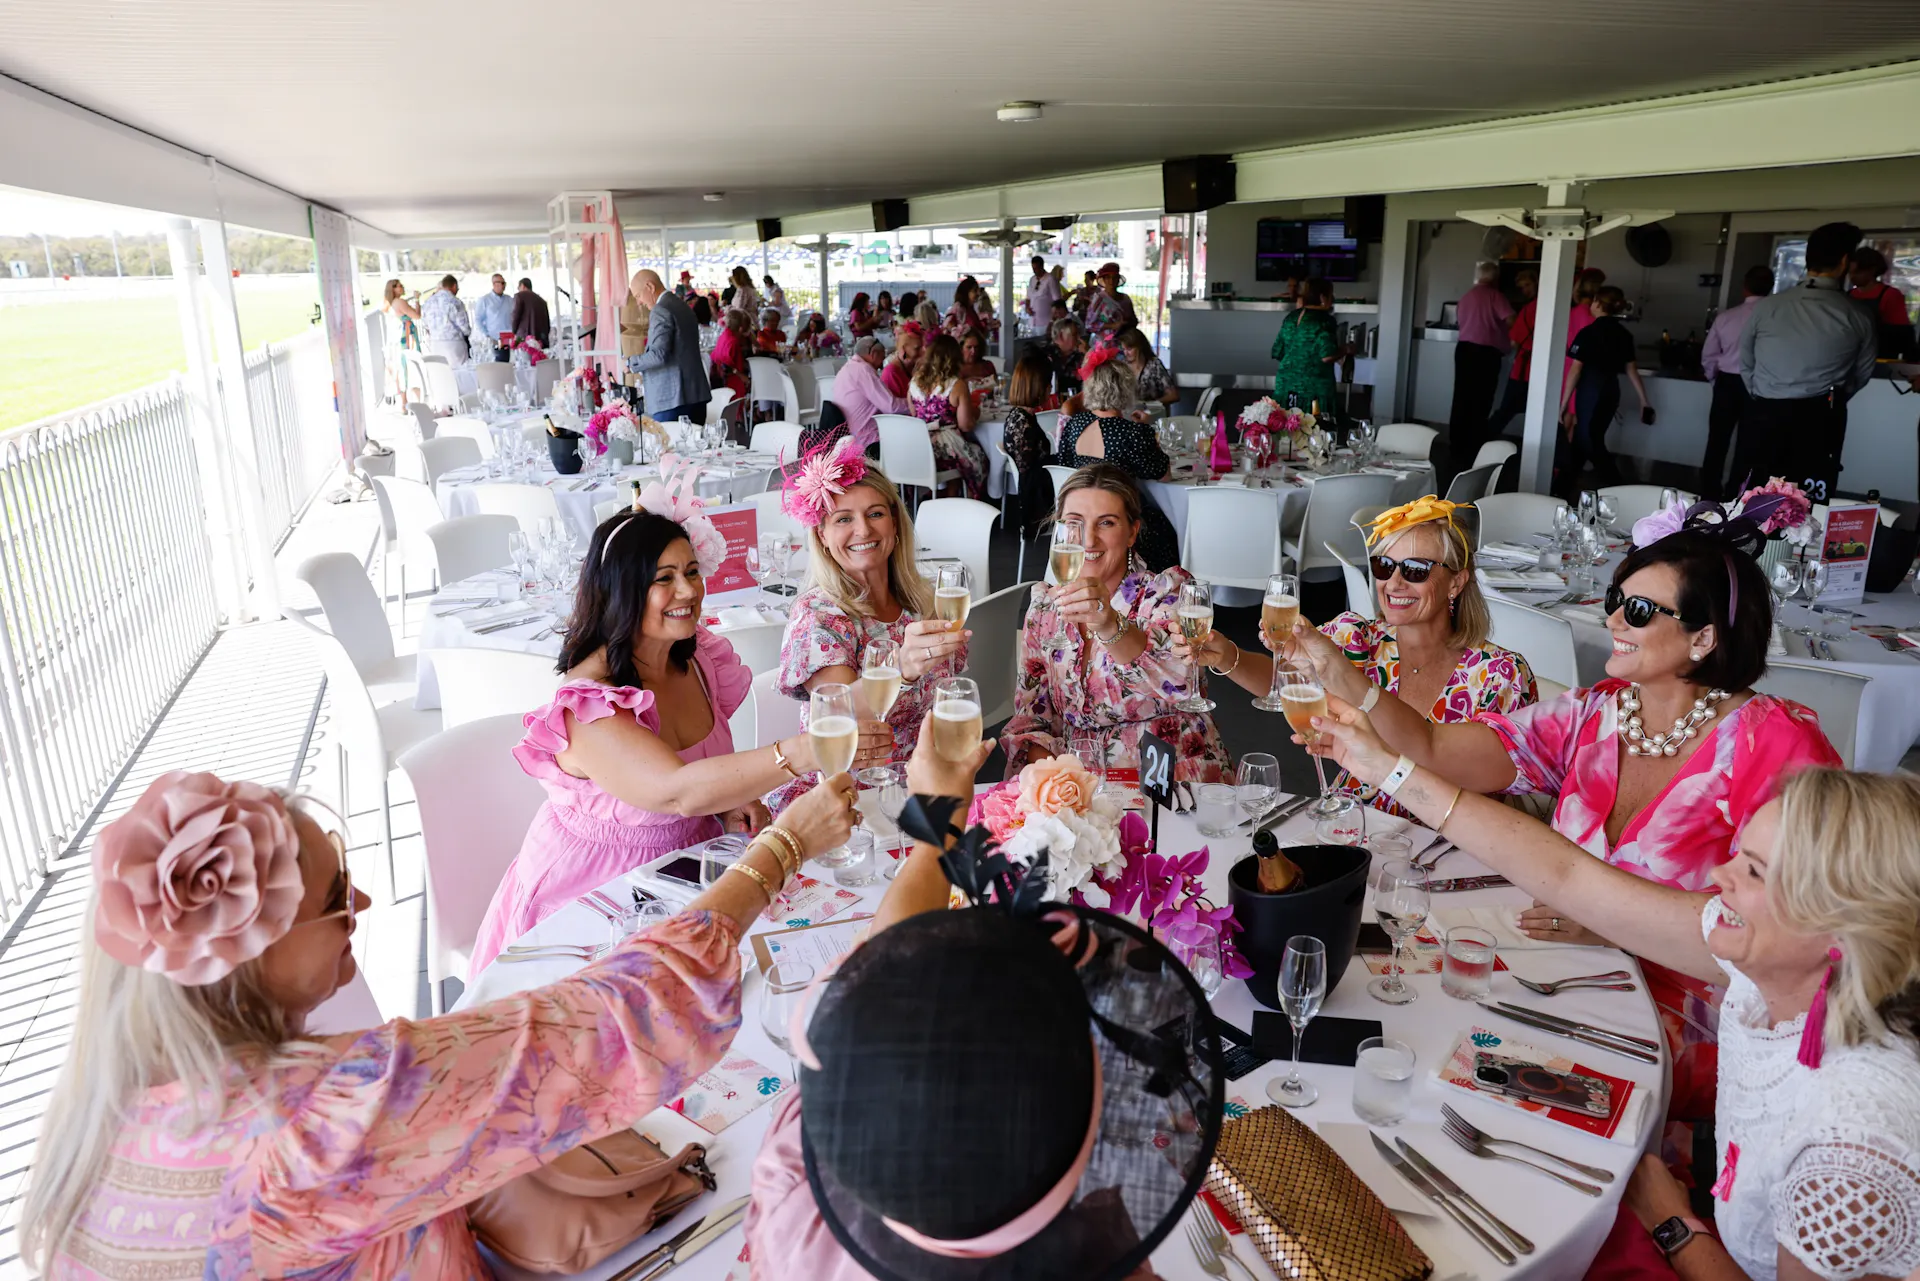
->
[1252,827,1305,894]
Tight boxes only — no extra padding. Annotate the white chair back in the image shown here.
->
[419,436,482,487]
[915,497,999,594]
[1473,439,1518,470]
[748,357,787,414]
[1181,488,1284,591]
[785,363,820,424]
[1035,410,1063,448]
[1195,387,1221,420]
[747,489,804,541]
[474,363,515,396]
[295,551,396,673]
[426,515,517,584]
[468,482,564,537]
[1323,528,1377,620]
[1599,484,1696,529]
[422,648,564,729]
[719,621,787,676]
[751,421,806,458]
[731,667,804,750]
[1473,492,1569,547]
[408,401,439,439]
[1043,464,1077,497]
[985,356,1004,375]
[1375,423,1438,461]
[434,414,496,458]
[968,582,1027,728]
[708,386,738,426]
[532,360,562,401]
[423,361,465,413]
[397,714,547,1010]
[1753,660,1870,770]
[593,498,625,525]
[1484,594,1580,691]
[1289,474,1398,576]
[1443,461,1503,506]
[878,414,948,498]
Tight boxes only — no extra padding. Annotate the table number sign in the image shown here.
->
[1816,502,1877,606]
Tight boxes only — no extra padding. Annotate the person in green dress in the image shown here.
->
[1269,276,1342,415]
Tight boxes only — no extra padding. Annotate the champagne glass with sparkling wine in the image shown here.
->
[1175,578,1216,713]
[860,637,903,721]
[1050,520,1086,588]
[1253,573,1301,711]
[1279,663,1338,806]
[931,677,983,763]
[808,683,860,868]
[934,563,972,675]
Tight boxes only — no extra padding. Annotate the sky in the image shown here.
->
[0,187,173,237]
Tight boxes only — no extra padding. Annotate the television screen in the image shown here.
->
[1256,219,1363,283]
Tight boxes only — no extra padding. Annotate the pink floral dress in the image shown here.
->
[909,379,989,500]
[1319,612,1538,819]
[765,587,968,814]
[51,912,742,1281]
[470,629,751,974]
[1002,566,1230,785]
[1476,679,1841,1175]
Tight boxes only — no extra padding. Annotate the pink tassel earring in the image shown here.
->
[1797,946,1842,1069]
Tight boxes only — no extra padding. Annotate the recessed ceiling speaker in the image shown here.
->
[1625,222,1673,268]
[1163,156,1236,215]
[997,101,1043,123]
[755,218,782,242]
[1344,194,1387,244]
[872,199,910,233]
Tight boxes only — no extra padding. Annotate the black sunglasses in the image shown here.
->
[1605,584,1689,629]
[1370,555,1440,584]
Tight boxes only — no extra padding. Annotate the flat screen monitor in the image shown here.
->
[1255,219,1364,283]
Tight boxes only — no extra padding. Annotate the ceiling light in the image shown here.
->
[703,192,725,203]
[997,101,1043,124]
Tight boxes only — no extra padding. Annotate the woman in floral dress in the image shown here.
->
[909,333,990,500]
[1002,463,1230,785]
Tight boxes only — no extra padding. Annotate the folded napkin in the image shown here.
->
[435,583,505,603]
[1430,905,1604,951]
[1213,474,1248,488]
[716,606,774,629]
[1561,606,1607,626]
[1478,568,1564,589]
[464,602,539,629]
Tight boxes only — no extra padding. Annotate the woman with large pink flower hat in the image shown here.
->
[22,764,856,1278]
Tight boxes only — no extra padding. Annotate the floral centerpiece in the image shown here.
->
[503,334,548,365]
[968,755,1252,978]
[1237,397,1328,467]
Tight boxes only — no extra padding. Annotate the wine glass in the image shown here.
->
[1050,520,1086,587]
[858,762,910,877]
[1802,556,1829,604]
[1596,493,1618,534]
[1265,935,1326,1107]
[808,684,859,868]
[860,637,903,722]
[1771,558,1802,605]
[1278,663,1339,810]
[1236,753,1280,824]
[760,959,816,1081]
[1550,503,1576,549]
[1368,859,1430,1006]
[1578,490,1598,529]
[1175,578,1216,713]
[506,531,534,591]
[934,564,973,675]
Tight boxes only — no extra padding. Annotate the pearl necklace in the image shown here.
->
[1620,684,1729,758]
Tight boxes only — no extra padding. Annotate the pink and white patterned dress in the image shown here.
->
[1002,566,1230,785]
[50,911,742,1281]
[470,629,751,974]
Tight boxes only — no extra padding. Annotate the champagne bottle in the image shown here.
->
[1252,828,1304,894]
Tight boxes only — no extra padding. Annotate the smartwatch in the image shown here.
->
[1651,1215,1711,1258]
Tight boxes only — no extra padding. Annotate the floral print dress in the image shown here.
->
[1476,680,1841,1174]
[53,912,742,1281]
[1002,566,1230,785]
[909,379,990,500]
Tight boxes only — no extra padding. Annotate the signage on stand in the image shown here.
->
[703,504,761,600]
[1816,503,1877,605]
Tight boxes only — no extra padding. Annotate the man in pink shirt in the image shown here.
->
[1699,265,1772,498]
[1450,260,1515,471]
[819,335,907,452]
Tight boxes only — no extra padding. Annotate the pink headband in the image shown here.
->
[607,453,727,574]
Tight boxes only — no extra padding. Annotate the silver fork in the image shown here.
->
[1512,969,1635,995]
[1412,838,1453,872]
[499,943,612,963]
[1189,1206,1259,1280]
[1441,1104,1611,1189]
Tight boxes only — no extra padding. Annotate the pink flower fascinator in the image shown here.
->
[1079,339,1122,381]
[625,452,727,575]
[780,423,879,527]
[91,770,306,986]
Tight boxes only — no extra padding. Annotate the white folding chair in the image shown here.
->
[784,363,820,427]
[1443,461,1503,506]
[421,648,564,730]
[1195,387,1221,420]
[1473,439,1518,470]
[593,498,625,525]
[878,414,957,508]
[434,414,496,459]
[293,552,417,701]
[731,668,804,750]
[368,476,447,623]
[1375,423,1438,461]
[719,621,787,676]
[1599,484,1696,529]
[915,497,999,594]
[532,360,562,402]
[423,361,465,413]
[751,421,806,458]
[397,714,546,1011]
[1284,473,1398,578]
[407,401,439,440]
[1035,410,1063,449]
[748,356,788,418]
[1323,528,1377,620]
[707,387,739,433]
[748,489,804,541]
[468,482,564,537]
[968,582,1027,728]
[1181,488,1285,592]
[426,514,517,584]
[1474,492,1569,547]
[812,357,840,407]
[1044,464,1077,496]
[419,436,482,489]
[474,362,515,397]
[1484,594,1580,692]
[1754,660,1870,770]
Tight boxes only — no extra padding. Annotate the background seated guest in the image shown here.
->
[914,298,943,333]
[1848,244,1916,359]
[893,290,917,323]
[1184,495,1537,819]
[470,498,854,972]
[1002,349,1057,536]
[909,334,989,500]
[806,335,904,455]
[873,290,896,328]
[1301,727,1920,1281]
[1055,343,1178,571]
[764,274,791,326]
[846,291,875,337]
[956,328,995,381]
[796,311,842,355]
[768,454,968,812]
[709,306,753,399]
[1119,326,1178,407]
[22,763,855,1278]
[881,320,924,398]
[1047,316,1090,400]
[1003,464,1231,784]
[753,308,788,354]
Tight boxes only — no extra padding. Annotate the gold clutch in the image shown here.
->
[1204,1105,1432,1281]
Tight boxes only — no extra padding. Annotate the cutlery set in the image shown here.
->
[606,1195,750,1281]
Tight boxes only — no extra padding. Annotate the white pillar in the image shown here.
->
[196,217,279,619]
[166,219,246,621]
[660,227,671,285]
[1372,202,1418,419]
[817,235,830,323]
[997,219,1016,365]
[1518,181,1585,495]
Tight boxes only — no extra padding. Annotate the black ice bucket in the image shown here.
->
[1227,843,1371,1009]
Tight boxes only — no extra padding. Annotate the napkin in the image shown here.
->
[1429,905,1602,951]
[717,605,774,628]
[1477,569,1563,589]
[1213,473,1248,488]
[1561,606,1607,626]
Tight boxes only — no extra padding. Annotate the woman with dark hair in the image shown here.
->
[691,293,715,328]
[1118,327,1177,406]
[709,306,753,399]
[1002,349,1057,535]
[469,496,856,972]
[873,290,896,329]
[1281,519,1840,1177]
[797,311,842,356]
[847,291,875,337]
[1269,276,1340,413]
[1558,284,1653,499]
[944,276,983,337]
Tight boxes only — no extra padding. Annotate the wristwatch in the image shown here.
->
[1651,1215,1711,1258]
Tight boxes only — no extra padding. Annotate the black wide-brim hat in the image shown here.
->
[798,904,1223,1281]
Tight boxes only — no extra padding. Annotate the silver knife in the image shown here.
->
[629,1196,751,1281]
[1370,1132,1516,1265]
[1492,1001,1660,1051]
[1428,874,1513,892]
[605,1202,726,1281]
[1484,1004,1660,1063]
[1241,792,1311,830]
[1396,1138,1534,1255]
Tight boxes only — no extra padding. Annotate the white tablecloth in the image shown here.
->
[463,797,1662,1281]
[437,454,778,550]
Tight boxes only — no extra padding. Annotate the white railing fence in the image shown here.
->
[244,329,343,545]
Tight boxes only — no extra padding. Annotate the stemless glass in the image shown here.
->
[934,564,973,675]
[1172,931,1224,998]
[808,684,860,868]
[760,959,816,1079]
[1368,858,1431,1005]
[1175,578,1216,713]
[931,677,983,763]
[1265,935,1326,1107]
[859,637,903,722]
[1312,794,1367,846]
[1236,753,1280,824]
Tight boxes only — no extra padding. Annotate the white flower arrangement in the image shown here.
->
[998,795,1128,908]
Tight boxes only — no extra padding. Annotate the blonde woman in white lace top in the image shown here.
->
[1302,706,1920,1281]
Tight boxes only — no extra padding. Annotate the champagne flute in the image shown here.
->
[808,683,860,868]
[934,563,973,675]
[1236,752,1280,823]
[1265,935,1326,1107]
[1252,573,1300,711]
[1279,663,1337,809]
[1368,859,1430,1006]
[1050,519,1086,587]
[859,637,903,722]
[1175,578,1216,713]
[931,677,983,763]
[760,959,816,1082]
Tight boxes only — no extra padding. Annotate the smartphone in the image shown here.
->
[647,856,706,892]
[1472,1051,1614,1118]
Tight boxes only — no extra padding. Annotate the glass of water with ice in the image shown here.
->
[1352,1036,1416,1126]
[1442,925,1497,1001]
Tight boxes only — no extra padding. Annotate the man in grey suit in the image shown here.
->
[627,270,711,424]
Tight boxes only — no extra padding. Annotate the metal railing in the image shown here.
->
[245,329,342,546]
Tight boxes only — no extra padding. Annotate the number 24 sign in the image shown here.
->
[1139,732,1175,811]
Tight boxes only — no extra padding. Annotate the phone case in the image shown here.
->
[1472,1051,1613,1118]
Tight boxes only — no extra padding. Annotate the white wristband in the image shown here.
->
[1359,685,1381,714]
[1380,754,1417,798]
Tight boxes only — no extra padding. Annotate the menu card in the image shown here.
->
[668,1055,789,1134]
[1815,502,1878,605]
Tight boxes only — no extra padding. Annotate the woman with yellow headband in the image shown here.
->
[1179,494,1537,821]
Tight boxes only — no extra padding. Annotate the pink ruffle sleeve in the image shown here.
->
[514,681,659,787]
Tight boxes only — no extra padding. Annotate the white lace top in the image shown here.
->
[1705,899,1920,1280]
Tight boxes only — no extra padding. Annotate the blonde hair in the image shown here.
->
[806,469,933,617]
[21,789,337,1271]
[1080,359,1138,415]
[913,335,962,395]
[383,278,405,304]
[1770,769,1920,1052]
[1366,516,1490,650]
[914,300,941,331]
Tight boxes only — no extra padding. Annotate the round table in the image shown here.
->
[462,795,1663,1281]
[436,452,779,550]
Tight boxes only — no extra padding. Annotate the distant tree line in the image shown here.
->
[0,233,534,280]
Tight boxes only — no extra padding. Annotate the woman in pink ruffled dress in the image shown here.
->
[471,467,855,972]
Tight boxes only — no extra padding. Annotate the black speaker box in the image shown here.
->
[1163,156,1236,214]
[872,199,910,232]
[754,218,782,242]
[1344,195,1386,243]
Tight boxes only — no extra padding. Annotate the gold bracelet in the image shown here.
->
[724,860,778,899]
[758,826,804,879]
[1208,641,1242,677]
[1437,786,1463,834]
[771,739,800,780]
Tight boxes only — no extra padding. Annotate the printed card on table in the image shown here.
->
[703,503,761,598]
[751,913,873,976]
[669,1056,788,1135]
[1815,502,1877,606]
[1361,931,1510,977]
[1438,1025,1635,1139]
[762,874,860,926]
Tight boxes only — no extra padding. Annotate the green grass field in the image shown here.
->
[0,278,327,432]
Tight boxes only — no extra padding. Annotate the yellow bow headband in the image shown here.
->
[1364,495,1470,550]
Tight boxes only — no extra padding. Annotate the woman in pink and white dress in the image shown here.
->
[470,462,858,973]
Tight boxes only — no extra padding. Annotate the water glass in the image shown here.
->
[833,829,878,888]
[1367,832,1413,864]
[1172,932,1224,998]
[1442,926,1497,1001]
[760,960,816,1078]
[1236,753,1280,823]
[616,896,674,942]
[700,833,750,887]
[1069,734,1107,785]
[1266,935,1326,1108]
[1194,783,1238,836]
[1352,1036,1416,1126]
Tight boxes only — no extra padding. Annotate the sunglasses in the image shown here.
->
[1604,584,1689,629]
[294,830,356,931]
[1369,555,1440,584]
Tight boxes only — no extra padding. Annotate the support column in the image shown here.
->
[196,216,280,619]
[1371,201,1418,420]
[998,218,1016,365]
[660,227,671,284]
[1519,181,1585,496]
[166,219,246,622]
[817,235,830,324]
